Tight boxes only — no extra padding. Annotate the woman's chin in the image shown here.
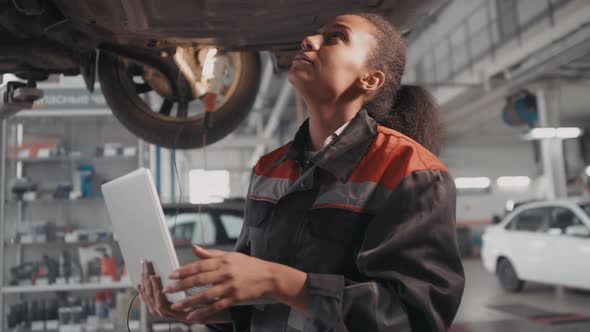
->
[288,68,314,85]
[287,70,306,87]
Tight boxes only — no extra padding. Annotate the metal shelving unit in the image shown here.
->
[2,282,133,294]
[0,108,150,331]
[5,197,104,203]
[4,239,119,247]
[7,155,137,163]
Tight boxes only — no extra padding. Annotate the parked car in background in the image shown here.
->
[162,199,245,265]
[482,197,590,292]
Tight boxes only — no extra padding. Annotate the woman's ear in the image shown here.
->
[357,70,385,92]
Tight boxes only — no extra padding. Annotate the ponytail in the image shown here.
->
[367,85,444,156]
[355,13,445,156]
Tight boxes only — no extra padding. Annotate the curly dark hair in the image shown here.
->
[356,13,445,155]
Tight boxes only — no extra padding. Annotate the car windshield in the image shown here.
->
[579,204,590,217]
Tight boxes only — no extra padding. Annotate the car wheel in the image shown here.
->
[497,258,524,292]
[98,50,261,149]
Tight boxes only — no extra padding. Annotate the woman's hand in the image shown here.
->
[137,260,191,323]
[163,245,309,323]
[163,245,275,322]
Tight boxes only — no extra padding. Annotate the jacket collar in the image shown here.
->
[273,109,377,183]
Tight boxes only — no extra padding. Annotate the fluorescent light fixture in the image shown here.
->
[556,127,582,138]
[189,169,230,204]
[455,177,491,190]
[586,166,590,177]
[528,127,556,139]
[523,127,583,140]
[497,176,531,189]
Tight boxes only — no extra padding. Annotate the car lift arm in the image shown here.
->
[1,81,44,119]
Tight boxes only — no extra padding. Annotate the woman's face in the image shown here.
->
[288,15,379,103]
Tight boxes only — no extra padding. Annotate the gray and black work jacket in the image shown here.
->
[208,109,465,332]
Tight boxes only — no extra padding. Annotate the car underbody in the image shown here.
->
[0,0,443,148]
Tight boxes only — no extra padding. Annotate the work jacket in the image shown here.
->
[208,109,465,332]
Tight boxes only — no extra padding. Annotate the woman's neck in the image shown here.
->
[306,100,363,151]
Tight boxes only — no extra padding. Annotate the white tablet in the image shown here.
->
[102,168,273,307]
[102,168,209,303]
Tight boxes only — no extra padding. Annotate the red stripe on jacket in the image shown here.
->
[254,126,448,192]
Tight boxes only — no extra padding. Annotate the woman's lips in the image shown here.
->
[293,54,313,65]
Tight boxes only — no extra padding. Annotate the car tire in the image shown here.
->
[497,258,524,292]
[98,51,261,149]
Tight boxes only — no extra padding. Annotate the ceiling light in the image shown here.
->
[585,166,590,177]
[497,176,531,189]
[556,127,582,138]
[523,127,583,140]
[455,177,491,190]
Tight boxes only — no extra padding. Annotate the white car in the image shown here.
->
[163,201,245,265]
[482,197,590,292]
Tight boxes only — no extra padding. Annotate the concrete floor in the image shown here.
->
[452,259,590,331]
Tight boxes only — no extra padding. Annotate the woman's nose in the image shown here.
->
[301,34,321,51]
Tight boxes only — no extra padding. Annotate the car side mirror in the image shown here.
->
[491,215,502,224]
[565,225,590,238]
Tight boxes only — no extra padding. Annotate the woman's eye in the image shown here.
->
[328,32,345,41]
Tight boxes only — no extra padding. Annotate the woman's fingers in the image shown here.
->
[192,245,226,259]
[149,276,193,322]
[141,260,192,321]
[150,276,167,316]
[171,284,231,311]
[144,262,157,297]
[141,261,155,308]
[137,284,154,315]
[144,260,156,276]
[163,270,221,293]
[169,258,221,280]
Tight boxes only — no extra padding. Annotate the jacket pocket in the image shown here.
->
[245,199,275,228]
[244,199,276,260]
[307,208,369,244]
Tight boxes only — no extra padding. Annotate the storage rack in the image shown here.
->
[0,107,151,331]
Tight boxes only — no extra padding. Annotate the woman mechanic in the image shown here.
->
[139,13,465,332]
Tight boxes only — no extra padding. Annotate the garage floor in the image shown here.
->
[451,259,590,331]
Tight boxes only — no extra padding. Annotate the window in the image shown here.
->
[496,0,519,42]
[549,207,588,236]
[219,213,244,240]
[549,207,581,232]
[579,204,590,217]
[167,213,216,245]
[171,223,195,241]
[189,169,230,204]
[506,207,550,232]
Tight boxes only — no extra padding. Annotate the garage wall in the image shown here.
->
[441,142,539,223]
[455,185,539,222]
[441,144,538,177]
